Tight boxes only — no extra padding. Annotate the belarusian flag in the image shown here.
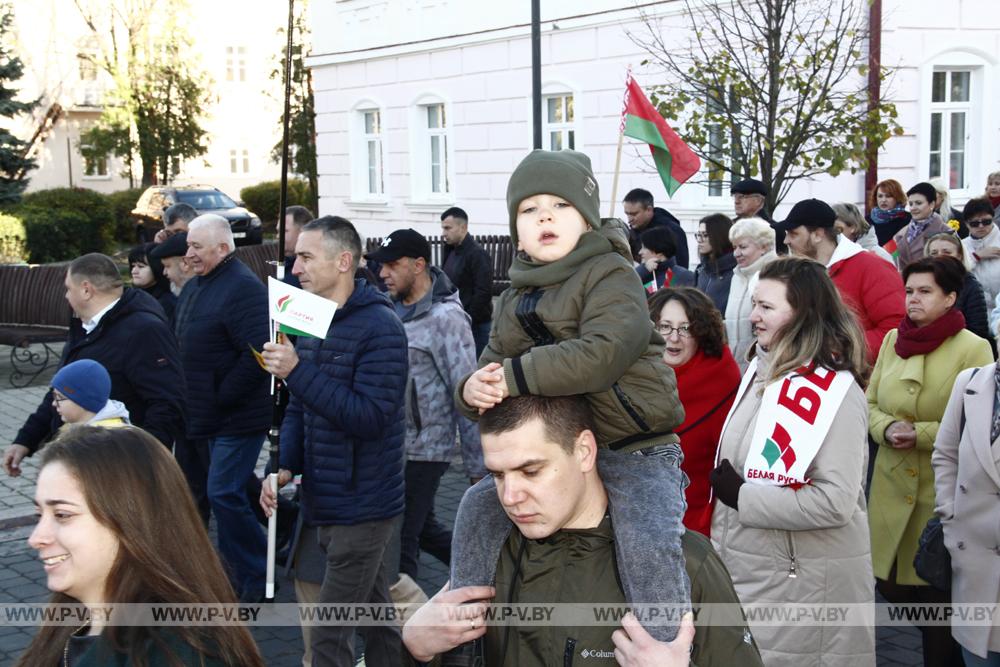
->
[882,238,899,260]
[622,75,701,197]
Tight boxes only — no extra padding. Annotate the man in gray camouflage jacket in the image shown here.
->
[366,228,486,582]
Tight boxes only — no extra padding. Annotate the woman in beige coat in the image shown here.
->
[710,257,875,667]
[933,362,1000,665]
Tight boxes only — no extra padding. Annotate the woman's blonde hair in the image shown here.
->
[831,202,869,238]
[923,232,970,269]
[728,216,775,249]
[753,256,868,386]
[928,177,956,222]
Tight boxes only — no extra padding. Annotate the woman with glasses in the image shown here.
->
[709,257,875,666]
[925,232,994,345]
[694,213,737,314]
[961,197,1000,308]
[648,287,740,536]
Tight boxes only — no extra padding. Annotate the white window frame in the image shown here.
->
[534,82,583,153]
[542,93,576,152]
[226,46,247,83]
[703,85,747,204]
[918,49,997,199]
[80,149,109,179]
[229,148,250,174]
[408,94,455,204]
[928,69,971,191]
[349,100,389,204]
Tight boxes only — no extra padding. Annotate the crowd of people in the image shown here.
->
[3,160,1000,666]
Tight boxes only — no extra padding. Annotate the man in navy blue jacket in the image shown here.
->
[261,216,408,666]
[179,214,271,602]
[4,253,184,476]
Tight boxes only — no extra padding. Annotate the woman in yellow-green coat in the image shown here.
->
[867,256,993,667]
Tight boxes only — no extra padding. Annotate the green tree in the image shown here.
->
[270,0,318,213]
[0,3,37,204]
[75,0,211,187]
[631,0,902,211]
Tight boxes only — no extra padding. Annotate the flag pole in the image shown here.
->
[608,65,632,218]
[266,0,296,604]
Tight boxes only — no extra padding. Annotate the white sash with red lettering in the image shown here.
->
[718,357,854,487]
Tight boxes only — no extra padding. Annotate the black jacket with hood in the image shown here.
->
[15,288,185,451]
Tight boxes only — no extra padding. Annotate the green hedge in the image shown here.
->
[0,211,26,263]
[106,188,145,242]
[16,188,115,262]
[240,179,313,231]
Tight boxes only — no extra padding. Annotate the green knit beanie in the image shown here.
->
[506,150,602,245]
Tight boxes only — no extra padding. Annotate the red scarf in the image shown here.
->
[673,347,741,536]
[894,308,966,359]
[989,195,1000,210]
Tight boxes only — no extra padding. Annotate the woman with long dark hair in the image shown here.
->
[19,426,264,667]
[693,213,736,313]
[128,242,176,320]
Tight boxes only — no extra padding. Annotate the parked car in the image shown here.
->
[131,185,263,246]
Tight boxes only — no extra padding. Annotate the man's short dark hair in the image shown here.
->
[639,226,676,257]
[963,197,995,221]
[163,203,197,228]
[902,255,966,297]
[302,216,362,271]
[479,395,597,454]
[441,207,469,224]
[285,205,315,228]
[623,188,654,209]
[68,253,124,292]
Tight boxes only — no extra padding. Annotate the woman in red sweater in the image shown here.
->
[649,287,741,536]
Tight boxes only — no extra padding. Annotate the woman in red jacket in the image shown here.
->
[648,287,741,536]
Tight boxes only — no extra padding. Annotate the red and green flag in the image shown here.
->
[621,75,701,197]
[882,238,899,261]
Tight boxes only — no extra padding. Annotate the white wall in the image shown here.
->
[307,0,1000,243]
[10,0,285,200]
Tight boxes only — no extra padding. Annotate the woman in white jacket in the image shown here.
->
[724,217,776,372]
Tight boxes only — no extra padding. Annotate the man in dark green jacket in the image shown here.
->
[403,395,761,666]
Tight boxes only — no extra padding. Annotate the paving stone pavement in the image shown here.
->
[0,343,924,665]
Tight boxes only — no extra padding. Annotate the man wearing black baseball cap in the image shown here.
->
[776,198,904,362]
[366,228,485,590]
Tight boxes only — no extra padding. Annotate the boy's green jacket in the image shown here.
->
[456,221,685,450]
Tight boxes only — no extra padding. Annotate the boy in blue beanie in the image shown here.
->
[51,360,130,428]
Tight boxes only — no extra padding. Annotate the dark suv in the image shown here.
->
[131,185,263,245]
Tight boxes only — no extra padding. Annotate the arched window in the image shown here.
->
[919,48,997,195]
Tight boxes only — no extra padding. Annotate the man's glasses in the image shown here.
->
[52,393,68,405]
[656,323,692,338]
[967,218,994,229]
